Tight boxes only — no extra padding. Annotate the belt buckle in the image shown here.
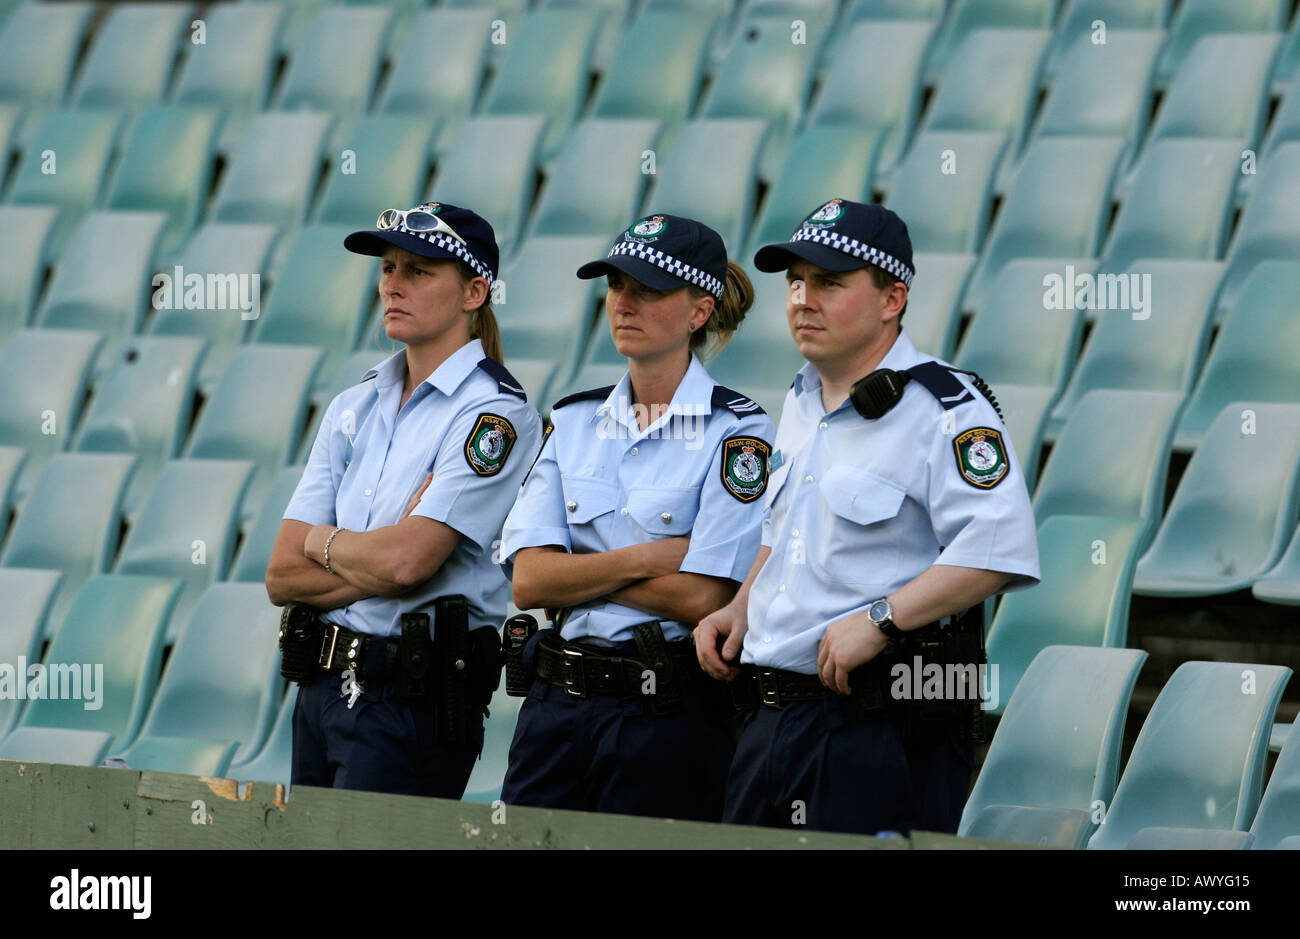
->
[319,624,340,669]
[561,646,587,698]
[757,668,782,708]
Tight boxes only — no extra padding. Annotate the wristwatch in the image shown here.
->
[867,597,905,642]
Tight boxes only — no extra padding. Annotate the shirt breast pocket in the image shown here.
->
[559,474,621,545]
[626,486,698,537]
[814,465,908,586]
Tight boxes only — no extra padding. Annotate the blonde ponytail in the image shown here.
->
[688,261,755,361]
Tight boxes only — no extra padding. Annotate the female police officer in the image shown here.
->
[265,202,543,798]
[497,213,775,821]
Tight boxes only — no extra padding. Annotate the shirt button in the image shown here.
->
[364,488,373,496]
[779,584,787,592]
[566,500,577,512]
[763,635,772,643]
[804,474,814,484]
[819,422,828,430]
[630,446,639,455]
[621,507,629,515]
[660,512,671,523]
[792,529,800,537]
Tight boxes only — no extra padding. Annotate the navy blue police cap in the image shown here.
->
[344,201,499,284]
[752,198,914,288]
[576,213,727,299]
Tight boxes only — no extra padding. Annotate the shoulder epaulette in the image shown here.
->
[711,384,766,416]
[904,362,1002,419]
[551,385,615,411]
[476,357,528,401]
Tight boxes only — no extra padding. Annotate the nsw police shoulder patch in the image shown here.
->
[465,413,517,476]
[953,427,1008,489]
[721,436,771,503]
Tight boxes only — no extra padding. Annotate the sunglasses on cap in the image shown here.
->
[375,208,466,245]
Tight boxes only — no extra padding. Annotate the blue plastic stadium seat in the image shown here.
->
[884,131,1007,254]
[209,111,334,230]
[1151,0,1287,88]
[1135,402,1300,597]
[1042,0,1170,78]
[69,3,192,111]
[923,0,1056,85]
[959,645,1148,846]
[899,252,975,359]
[118,583,283,776]
[1254,524,1300,607]
[229,685,297,787]
[231,466,305,583]
[1248,721,1300,848]
[1215,142,1300,321]
[1125,827,1254,850]
[0,727,115,767]
[1088,661,1291,849]
[0,568,61,738]
[0,2,94,111]
[0,205,58,339]
[314,117,436,230]
[988,383,1055,491]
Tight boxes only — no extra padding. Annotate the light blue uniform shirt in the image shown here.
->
[744,328,1041,673]
[283,338,543,637]
[500,354,776,644]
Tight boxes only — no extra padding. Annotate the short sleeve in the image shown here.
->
[497,427,570,578]
[680,412,777,582]
[926,392,1041,593]
[410,398,544,554]
[282,397,339,527]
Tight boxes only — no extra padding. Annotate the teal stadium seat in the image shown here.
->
[0,727,115,767]
[1134,402,1300,597]
[920,28,1050,156]
[478,9,603,160]
[73,336,208,517]
[15,574,182,758]
[113,459,255,643]
[272,6,395,149]
[1254,525,1300,607]
[525,119,663,240]
[955,260,1087,395]
[170,2,286,156]
[315,115,437,233]
[0,445,25,530]
[1094,139,1238,280]
[1049,259,1219,430]
[1275,14,1300,92]
[0,453,135,639]
[1042,0,1170,78]
[642,118,768,251]
[0,330,102,500]
[744,125,881,258]
[68,3,192,111]
[1176,261,1300,450]
[539,0,637,71]
[884,131,1007,254]
[427,115,547,261]
[210,111,334,230]
[103,106,222,256]
[0,568,61,739]
[246,0,329,53]
[1124,827,1254,850]
[148,221,281,390]
[377,7,493,155]
[6,108,124,262]
[1087,661,1291,849]
[963,136,1124,314]
[897,253,975,359]
[1029,31,1162,147]
[699,13,824,181]
[1152,0,1287,88]
[984,518,1147,716]
[231,466,305,583]
[807,21,934,173]
[923,0,1055,85]
[986,383,1055,490]
[1216,143,1300,321]
[0,205,58,339]
[494,235,609,401]
[588,8,717,136]
[183,344,323,520]
[1248,721,1300,848]
[1034,390,1183,533]
[959,645,1148,847]
[229,685,297,787]
[0,2,94,111]
[118,583,283,776]
[444,0,531,65]
[251,225,378,390]
[1261,73,1300,162]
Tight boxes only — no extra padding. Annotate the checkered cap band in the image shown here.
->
[790,225,914,288]
[395,224,494,284]
[606,240,724,298]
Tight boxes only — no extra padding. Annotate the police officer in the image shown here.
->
[498,213,775,821]
[266,201,543,797]
[695,199,1041,836]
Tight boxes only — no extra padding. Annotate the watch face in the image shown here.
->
[870,600,890,623]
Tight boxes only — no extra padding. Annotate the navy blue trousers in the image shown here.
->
[723,694,974,836]
[291,636,484,798]
[501,641,734,821]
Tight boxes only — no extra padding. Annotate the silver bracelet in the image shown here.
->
[323,526,344,574]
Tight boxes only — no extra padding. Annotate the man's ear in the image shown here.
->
[882,281,908,322]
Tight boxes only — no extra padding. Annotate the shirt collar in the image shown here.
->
[591,352,715,428]
[363,338,486,396]
[791,327,922,397]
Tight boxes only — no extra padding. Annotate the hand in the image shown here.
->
[403,472,433,519]
[695,604,747,681]
[638,536,691,578]
[817,612,888,696]
[303,523,335,565]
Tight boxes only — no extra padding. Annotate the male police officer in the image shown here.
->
[695,199,1040,836]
